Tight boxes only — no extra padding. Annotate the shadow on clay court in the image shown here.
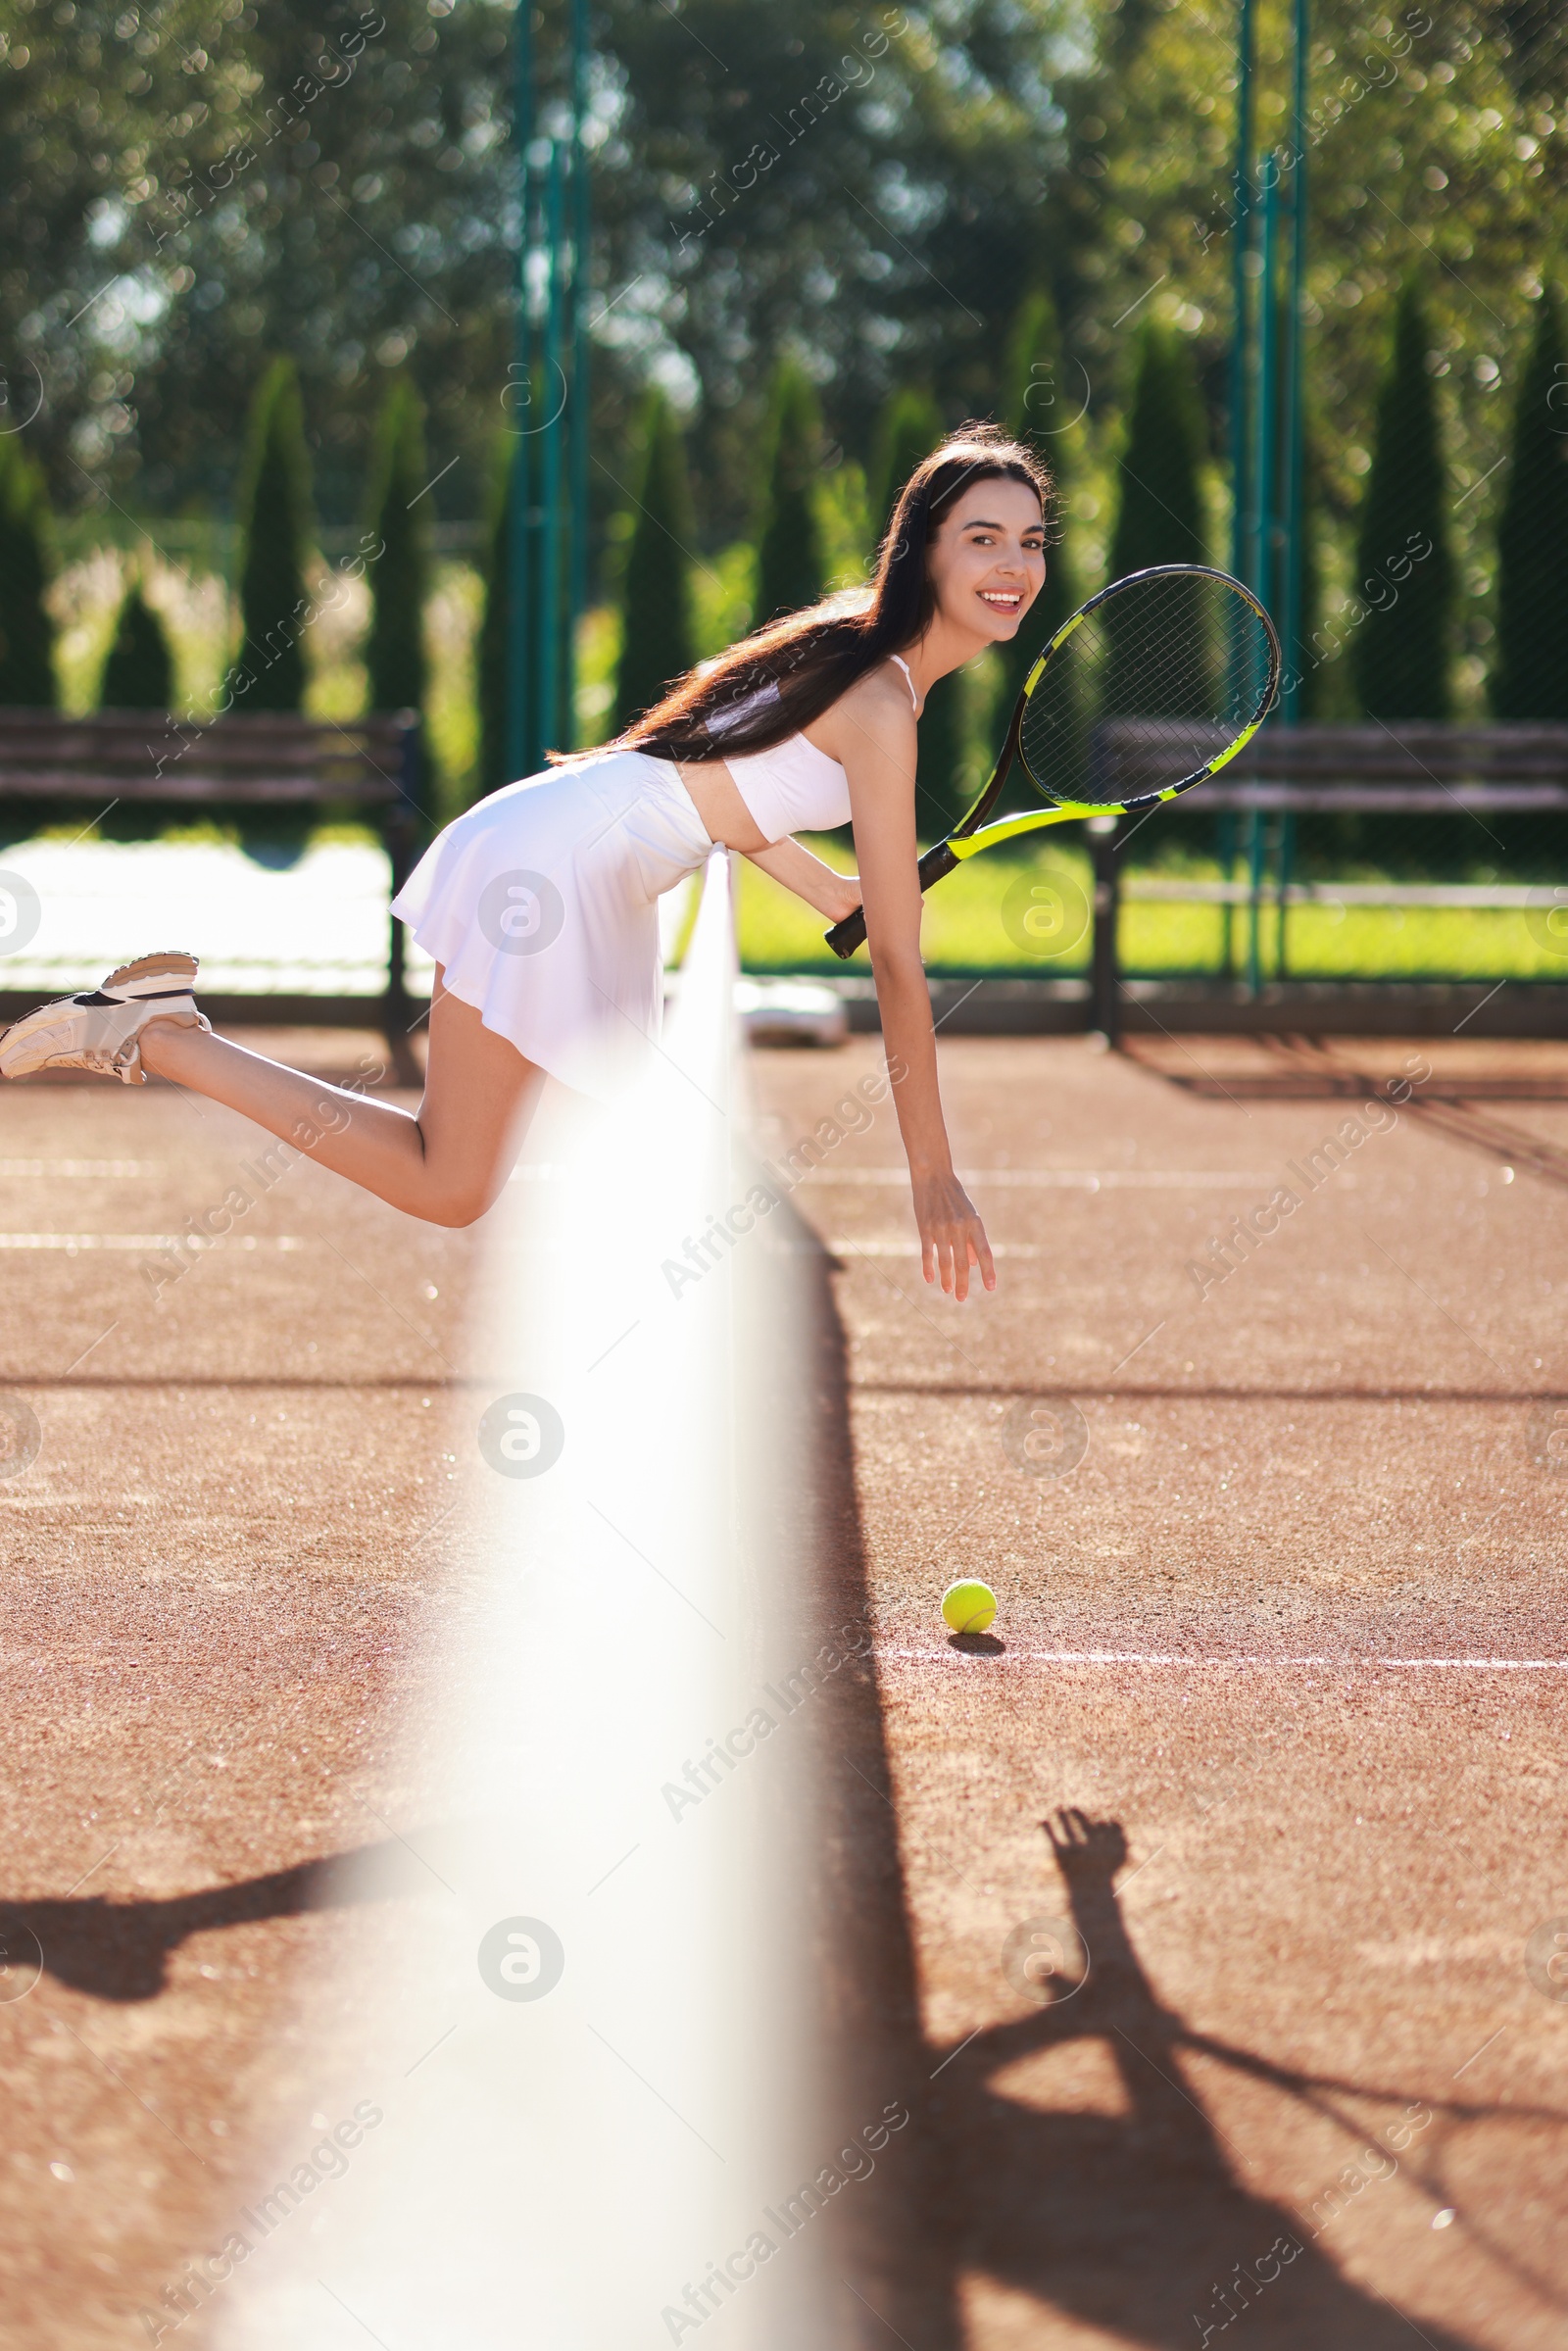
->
[786,1205,1547,2349]
[1124,1033,1568,1192]
[921,1807,1517,2347]
[855,1379,1564,1406]
[3,1200,1548,2346]
[0,1838,432,2002]
[742,1189,964,2348]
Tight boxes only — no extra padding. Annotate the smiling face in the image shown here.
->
[925,475,1048,646]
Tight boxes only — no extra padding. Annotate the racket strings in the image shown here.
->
[1018,570,1276,809]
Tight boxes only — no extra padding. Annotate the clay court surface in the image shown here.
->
[4,1024,1568,2347]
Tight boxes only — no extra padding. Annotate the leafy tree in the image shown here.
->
[234,357,314,713]
[1492,282,1568,719]
[98,580,173,709]
[580,3,1075,521]
[4,0,1077,535]
[364,376,431,714]
[0,440,56,706]
[1350,280,1454,721]
[613,391,696,732]
[4,0,1564,585]
[0,2,531,517]
[755,363,827,624]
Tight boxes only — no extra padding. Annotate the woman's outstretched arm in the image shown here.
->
[740,836,860,921]
[837,676,996,1302]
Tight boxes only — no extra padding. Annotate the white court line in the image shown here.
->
[806,1168,1279,1189]
[0,1160,163,1177]
[517,1166,1276,1196]
[0,1234,306,1250]
[877,1647,1568,1671]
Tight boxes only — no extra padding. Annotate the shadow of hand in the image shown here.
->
[1044,1807,1127,1883]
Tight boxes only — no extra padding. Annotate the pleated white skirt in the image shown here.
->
[392,750,714,1100]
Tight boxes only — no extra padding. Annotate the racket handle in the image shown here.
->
[824,905,868,959]
[822,838,961,960]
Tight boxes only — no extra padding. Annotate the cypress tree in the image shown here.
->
[0,440,57,706]
[1349,279,1454,721]
[98,580,173,709]
[1001,289,1077,697]
[234,357,314,712]
[913,667,974,842]
[612,391,696,733]
[870,386,944,539]
[475,434,518,800]
[1002,288,1062,457]
[364,376,431,727]
[755,363,827,625]
[1289,427,1329,717]
[867,388,968,836]
[1492,283,1568,719]
[1106,324,1209,714]
[1109,322,1208,577]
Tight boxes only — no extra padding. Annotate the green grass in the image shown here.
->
[737,841,1568,984]
[738,839,1099,973]
[1128,901,1568,984]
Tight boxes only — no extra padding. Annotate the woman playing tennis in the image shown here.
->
[0,425,1050,1304]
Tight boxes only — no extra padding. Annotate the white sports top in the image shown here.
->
[705,656,918,843]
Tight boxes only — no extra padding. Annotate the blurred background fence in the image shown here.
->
[1,0,1565,1019]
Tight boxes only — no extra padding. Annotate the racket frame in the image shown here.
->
[824,563,1279,958]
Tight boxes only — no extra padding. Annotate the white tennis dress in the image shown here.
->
[391,666,920,1100]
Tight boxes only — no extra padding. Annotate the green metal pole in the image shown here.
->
[566,0,591,749]
[1241,158,1269,1001]
[1280,0,1309,721]
[506,1,534,782]
[1247,153,1280,996]
[1228,0,1256,587]
[1252,162,1280,612]
[537,140,566,757]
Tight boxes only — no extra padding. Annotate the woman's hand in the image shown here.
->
[825,872,863,924]
[911,1167,996,1301]
[828,674,993,1300]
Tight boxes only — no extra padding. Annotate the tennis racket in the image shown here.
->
[824,563,1280,959]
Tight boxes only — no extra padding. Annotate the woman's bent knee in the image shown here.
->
[417,1171,510,1229]
[425,1193,491,1230]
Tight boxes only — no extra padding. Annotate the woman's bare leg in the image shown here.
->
[138,970,544,1227]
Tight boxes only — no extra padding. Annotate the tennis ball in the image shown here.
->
[942,1579,997,1636]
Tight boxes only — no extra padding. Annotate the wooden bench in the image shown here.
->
[1088,722,1568,1037]
[0,709,424,1073]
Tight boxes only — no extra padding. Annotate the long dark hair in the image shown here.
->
[575,420,1053,765]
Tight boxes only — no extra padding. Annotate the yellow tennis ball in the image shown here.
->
[941,1579,997,1636]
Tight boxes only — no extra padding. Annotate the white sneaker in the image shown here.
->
[0,952,210,1086]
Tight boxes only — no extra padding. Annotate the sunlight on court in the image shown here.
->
[0,841,698,998]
